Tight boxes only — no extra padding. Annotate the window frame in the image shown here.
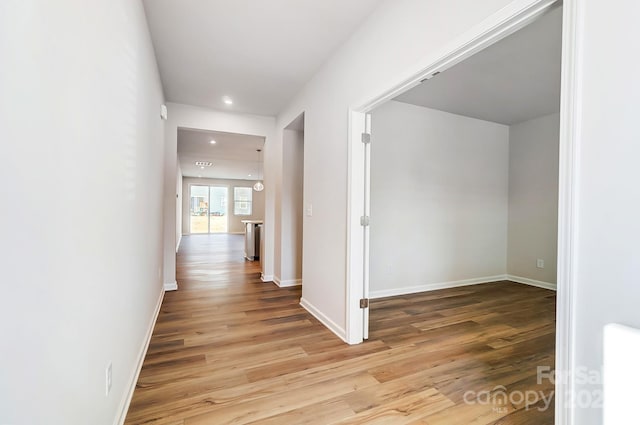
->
[233,186,253,216]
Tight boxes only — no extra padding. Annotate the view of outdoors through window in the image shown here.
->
[234,187,252,216]
[190,185,228,233]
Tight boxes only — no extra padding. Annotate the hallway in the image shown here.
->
[125,234,555,424]
[125,234,382,424]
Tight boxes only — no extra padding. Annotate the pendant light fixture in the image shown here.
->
[253,148,264,192]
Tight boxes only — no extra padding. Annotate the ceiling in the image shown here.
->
[178,128,265,180]
[394,6,562,125]
[142,0,383,116]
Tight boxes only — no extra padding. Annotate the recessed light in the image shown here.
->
[248,174,252,177]
[198,175,202,178]
[195,161,213,167]
[210,140,217,145]
[200,166,205,170]
[223,97,233,105]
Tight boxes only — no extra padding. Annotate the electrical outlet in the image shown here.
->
[305,204,313,217]
[537,259,545,269]
[106,363,112,396]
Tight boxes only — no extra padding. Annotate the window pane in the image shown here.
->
[234,187,252,215]
[190,185,209,233]
[209,187,228,232]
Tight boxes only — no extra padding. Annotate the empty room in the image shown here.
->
[364,5,561,422]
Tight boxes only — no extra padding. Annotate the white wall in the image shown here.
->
[181,177,265,234]
[176,160,183,251]
[272,0,517,340]
[0,1,165,424]
[163,103,276,285]
[278,129,304,285]
[369,104,559,297]
[274,142,283,281]
[369,101,509,297]
[507,113,559,284]
[572,2,640,423]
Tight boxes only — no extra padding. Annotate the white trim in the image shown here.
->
[362,113,372,341]
[345,0,561,347]
[273,276,302,287]
[345,110,367,345]
[260,274,274,282]
[114,287,164,425]
[163,281,178,291]
[507,275,557,291]
[369,275,509,299]
[300,297,347,343]
[176,234,182,253]
[368,275,557,299]
[555,1,582,424]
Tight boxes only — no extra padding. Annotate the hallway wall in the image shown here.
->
[177,160,183,251]
[0,1,166,424]
[572,2,640,422]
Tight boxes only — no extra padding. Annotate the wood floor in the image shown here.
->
[125,234,556,424]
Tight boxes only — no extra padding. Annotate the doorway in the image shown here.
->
[368,5,562,302]
[346,0,578,422]
[189,185,229,234]
[348,0,568,342]
[275,112,305,287]
[179,128,266,238]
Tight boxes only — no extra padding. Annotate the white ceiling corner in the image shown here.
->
[394,7,563,125]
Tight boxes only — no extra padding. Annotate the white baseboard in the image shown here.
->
[369,275,508,299]
[507,274,557,291]
[300,297,347,343]
[274,276,302,288]
[164,281,178,291]
[115,287,164,425]
[261,274,274,282]
[176,234,182,253]
[369,274,557,299]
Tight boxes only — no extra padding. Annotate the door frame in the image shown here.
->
[345,1,582,424]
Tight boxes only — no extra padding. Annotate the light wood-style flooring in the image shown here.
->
[125,234,556,424]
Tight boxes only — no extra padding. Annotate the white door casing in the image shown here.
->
[345,1,580,424]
